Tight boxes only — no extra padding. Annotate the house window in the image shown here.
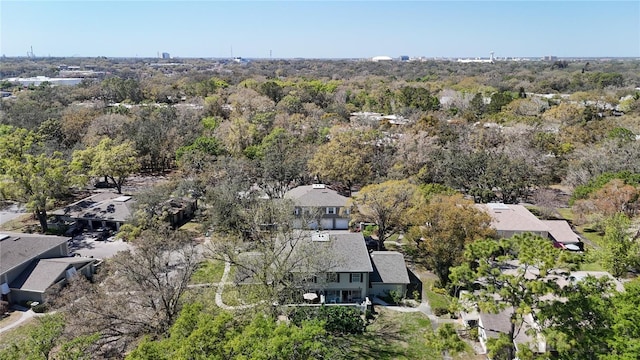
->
[326,273,338,283]
[350,273,362,283]
[326,207,337,215]
[344,207,350,215]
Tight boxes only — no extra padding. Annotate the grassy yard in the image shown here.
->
[344,307,477,360]
[0,317,36,351]
[556,207,574,222]
[221,284,263,307]
[190,260,226,284]
[0,214,37,232]
[179,221,203,237]
[345,308,438,360]
[423,278,451,313]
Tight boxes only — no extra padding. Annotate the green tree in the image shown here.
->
[127,304,330,360]
[0,151,71,233]
[257,128,309,198]
[605,278,640,359]
[538,276,615,359]
[449,234,564,359]
[407,194,495,286]
[487,92,514,114]
[0,313,95,360]
[71,137,139,194]
[350,179,418,250]
[397,86,440,111]
[600,213,637,278]
[308,129,373,196]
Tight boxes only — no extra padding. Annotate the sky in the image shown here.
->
[1,1,639,59]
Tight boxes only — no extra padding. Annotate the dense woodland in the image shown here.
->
[1,57,640,359]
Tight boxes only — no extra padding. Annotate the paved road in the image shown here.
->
[0,204,27,226]
[69,233,132,259]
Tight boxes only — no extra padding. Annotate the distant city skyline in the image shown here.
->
[1,1,639,59]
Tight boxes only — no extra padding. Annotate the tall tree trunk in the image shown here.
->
[109,176,122,194]
[509,319,516,360]
[36,209,48,233]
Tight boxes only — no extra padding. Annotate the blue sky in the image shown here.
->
[1,1,639,58]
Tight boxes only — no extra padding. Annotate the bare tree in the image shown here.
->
[54,227,201,357]
[207,200,343,306]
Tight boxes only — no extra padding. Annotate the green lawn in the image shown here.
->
[221,284,263,307]
[344,308,439,360]
[0,317,36,351]
[190,260,226,284]
[179,221,203,236]
[576,225,604,246]
[343,308,477,360]
[423,278,451,313]
[556,208,574,222]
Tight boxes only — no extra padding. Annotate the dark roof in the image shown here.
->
[369,251,410,284]
[52,192,135,222]
[479,308,513,339]
[284,185,348,208]
[0,232,69,275]
[9,258,93,292]
[478,307,540,349]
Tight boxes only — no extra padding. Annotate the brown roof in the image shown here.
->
[477,203,549,233]
[541,220,581,244]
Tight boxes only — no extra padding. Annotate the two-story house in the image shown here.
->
[284,184,350,230]
[262,231,410,304]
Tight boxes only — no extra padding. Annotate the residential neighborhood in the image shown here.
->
[1,8,640,357]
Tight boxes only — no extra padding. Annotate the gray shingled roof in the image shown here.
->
[479,307,540,348]
[10,258,93,292]
[277,231,373,273]
[52,192,135,222]
[0,232,69,275]
[369,251,410,284]
[284,185,348,208]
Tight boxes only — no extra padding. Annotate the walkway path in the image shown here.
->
[0,306,44,334]
[213,256,257,310]
[372,295,448,330]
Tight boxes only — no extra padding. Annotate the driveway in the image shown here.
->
[69,233,132,259]
[0,203,27,226]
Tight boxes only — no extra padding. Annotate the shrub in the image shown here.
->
[433,307,449,316]
[388,290,403,304]
[289,306,366,335]
[32,303,49,313]
[468,326,479,340]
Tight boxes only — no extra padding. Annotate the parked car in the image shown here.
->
[64,222,84,237]
[95,228,111,241]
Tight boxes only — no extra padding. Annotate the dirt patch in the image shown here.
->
[0,311,24,329]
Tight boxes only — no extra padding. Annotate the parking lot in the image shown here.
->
[69,232,132,259]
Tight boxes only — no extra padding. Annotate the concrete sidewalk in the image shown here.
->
[0,306,35,334]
